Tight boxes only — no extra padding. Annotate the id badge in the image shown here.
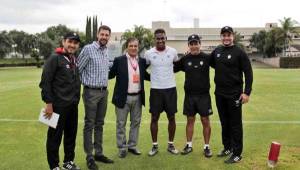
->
[133,74,140,83]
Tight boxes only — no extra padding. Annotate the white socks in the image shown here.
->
[168,141,174,145]
[187,141,193,147]
[204,144,210,149]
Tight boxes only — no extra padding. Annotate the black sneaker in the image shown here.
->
[217,149,232,157]
[167,144,179,155]
[94,155,114,163]
[148,145,159,156]
[181,145,193,155]
[203,146,213,158]
[87,159,98,170]
[62,161,80,170]
[224,155,242,164]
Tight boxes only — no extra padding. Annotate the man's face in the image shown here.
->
[155,33,166,50]
[62,39,80,54]
[97,29,110,46]
[221,32,234,46]
[188,41,201,55]
[127,40,139,57]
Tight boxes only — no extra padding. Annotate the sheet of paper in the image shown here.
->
[38,108,60,129]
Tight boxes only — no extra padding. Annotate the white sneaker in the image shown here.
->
[148,145,159,156]
[167,144,179,154]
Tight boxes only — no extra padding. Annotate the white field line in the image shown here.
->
[0,119,300,124]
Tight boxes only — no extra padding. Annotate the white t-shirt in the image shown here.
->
[144,46,178,89]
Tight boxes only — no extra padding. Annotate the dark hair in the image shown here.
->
[125,37,139,47]
[154,28,166,35]
[98,25,111,34]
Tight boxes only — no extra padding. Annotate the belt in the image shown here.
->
[127,92,140,96]
[84,86,107,91]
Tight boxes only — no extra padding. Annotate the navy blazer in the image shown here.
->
[109,55,150,108]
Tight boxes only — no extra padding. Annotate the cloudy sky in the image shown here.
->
[0,0,299,33]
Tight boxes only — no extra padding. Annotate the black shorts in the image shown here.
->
[183,93,213,117]
[149,87,177,115]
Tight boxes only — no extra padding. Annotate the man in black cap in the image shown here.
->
[210,26,253,163]
[40,32,81,170]
[174,34,213,158]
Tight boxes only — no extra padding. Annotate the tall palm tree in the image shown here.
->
[264,28,284,57]
[121,25,154,55]
[233,31,245,50]
[278,17,299,55]
[250,30,267,57]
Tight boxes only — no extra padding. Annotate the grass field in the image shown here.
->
[0,66,300,170]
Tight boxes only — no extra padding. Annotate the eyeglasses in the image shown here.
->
[155,37,166,41]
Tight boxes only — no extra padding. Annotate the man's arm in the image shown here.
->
[108,57,118,79]
[173,56,184,73]
[209,50,216,69]
[240,50,253,104]
[77,47,89,74]
[39,55,57,119]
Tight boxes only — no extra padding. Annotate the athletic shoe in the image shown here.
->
[224,155,242,164]
[62,161,80,170]
[181,144,193,155]
[203,146,213,158]
[217,149,232,157]
[167,143,179,155]
[148,145,159,156]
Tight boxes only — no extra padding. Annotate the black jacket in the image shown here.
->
[109,55,150,108]
[210,45,253,97]
[174,52,211,95]
[39,52,81,106]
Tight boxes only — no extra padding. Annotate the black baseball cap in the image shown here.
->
[188,34,201,44]
[64,32,81,42]
[220,26,234,34]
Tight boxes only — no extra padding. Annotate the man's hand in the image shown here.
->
[44,103,53,119]
[239,93,250,104]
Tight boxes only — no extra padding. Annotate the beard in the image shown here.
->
[99,39,108,46]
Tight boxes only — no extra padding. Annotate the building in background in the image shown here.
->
[109,20,300,56]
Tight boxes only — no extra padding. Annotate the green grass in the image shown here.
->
[0,67,300,170]
[0,58,38,65]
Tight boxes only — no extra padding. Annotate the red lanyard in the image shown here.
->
[129,57,138,71]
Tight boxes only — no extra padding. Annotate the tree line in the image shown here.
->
[0,17,298,61]
[250,17,299,57]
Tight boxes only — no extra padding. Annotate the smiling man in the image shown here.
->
[144,29,179,156]
[210,26,253,164]
[78,25,114,170]
[109,38,150,158]
[174,34,213,158]
[39,32,81,170]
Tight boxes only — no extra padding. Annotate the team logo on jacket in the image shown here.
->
[188,62,192,66]
[66,64,70,69]
[228,55,231,59]
[200,61,204,66]
[153,56,157,59]
[217,54,220,58]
